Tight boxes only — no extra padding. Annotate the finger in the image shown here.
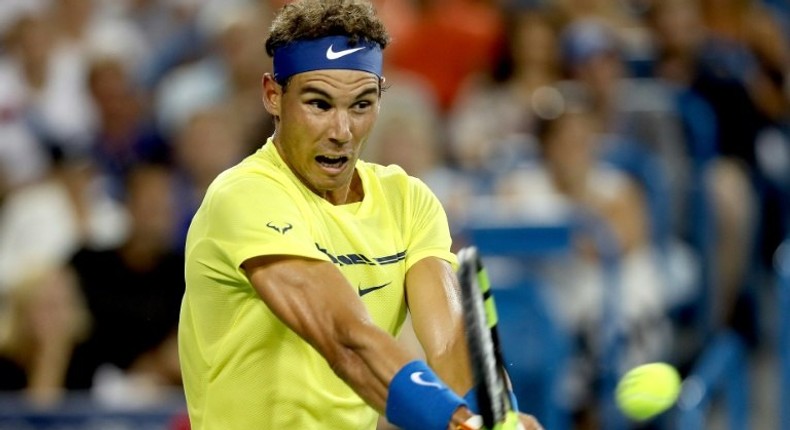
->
[518,414,543,430]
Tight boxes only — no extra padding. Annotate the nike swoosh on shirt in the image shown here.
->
[358,281,391,297]
[326,45,365,60]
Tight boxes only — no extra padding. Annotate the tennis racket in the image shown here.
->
[457,246,521,430]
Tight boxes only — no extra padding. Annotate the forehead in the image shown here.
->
[288,69,380,96]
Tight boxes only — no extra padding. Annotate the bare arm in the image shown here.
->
[406,257,544,430]
[243,255,414,412]
[405,257,473,394]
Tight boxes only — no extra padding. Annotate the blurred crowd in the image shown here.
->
[0,0,788,427]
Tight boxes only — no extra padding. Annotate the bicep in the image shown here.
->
[243,256,373,358]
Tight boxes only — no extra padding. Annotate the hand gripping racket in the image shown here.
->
[457,246,522,430]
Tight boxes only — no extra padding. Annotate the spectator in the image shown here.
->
[551,0,654,72]
[0,8,52,191]
[66,163,184,400]
[694,0,789,170]
[155,2,274,153]
[694,0,790,279]
[448,8,562,173]
[556,18,710,317]
[558,17,689,193]
[0,265,90,406]
[0,145,128,293]
[86,54,169,198]
[172,105,248,248]
[386,0,505,113]
[649,0,765,338]
[495,104,672,426]
[1,10,97,151]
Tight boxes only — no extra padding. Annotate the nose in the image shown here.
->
[328,109,352,145]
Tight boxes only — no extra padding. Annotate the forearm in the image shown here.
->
[247,257,467,429]
[27,343,71,404]
[326,323,414,411]
[424,325,473,395]
[406,258,474,394]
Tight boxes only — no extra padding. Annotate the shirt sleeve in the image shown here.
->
[203,175,329,270]
[403,177,458,270]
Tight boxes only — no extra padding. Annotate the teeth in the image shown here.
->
[316,155,347,165]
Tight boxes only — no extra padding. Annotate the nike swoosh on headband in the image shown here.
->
[326,44,366,60]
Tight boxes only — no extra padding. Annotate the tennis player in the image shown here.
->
[177,1,541,429]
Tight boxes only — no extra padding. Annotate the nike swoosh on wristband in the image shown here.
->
[326,45,366,60]
[358,282,391,297]
[410,372,443,389]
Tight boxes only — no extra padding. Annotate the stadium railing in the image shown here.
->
[0,390,187,430]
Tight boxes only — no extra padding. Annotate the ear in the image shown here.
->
[262,73,282,118]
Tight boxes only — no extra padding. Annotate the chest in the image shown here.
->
[306,201,408,332]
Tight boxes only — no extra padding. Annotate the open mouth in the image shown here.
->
[316,155,349,170]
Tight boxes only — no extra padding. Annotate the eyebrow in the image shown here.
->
[301,85,379,101]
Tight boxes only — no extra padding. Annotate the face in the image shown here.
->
[126,165,177,245]
[542,113,597,186]
[263,69,381,203]
[513,13,558,72]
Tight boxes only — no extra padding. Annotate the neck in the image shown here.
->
[323,170,363,205]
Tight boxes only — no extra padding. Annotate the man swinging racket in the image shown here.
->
[177,1,542,429]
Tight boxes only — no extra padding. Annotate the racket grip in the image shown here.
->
[491,411,523,430]
[456,412,522,430]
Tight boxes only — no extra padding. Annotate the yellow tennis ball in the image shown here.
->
[615,362,681,421]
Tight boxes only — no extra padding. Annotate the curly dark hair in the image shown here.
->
[265,0,390,57]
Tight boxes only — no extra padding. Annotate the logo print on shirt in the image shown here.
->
[266,221,293,235]
[410,372,443,389]
[326,45,365,60]
[358,282,391,297]
[315,244,406,267]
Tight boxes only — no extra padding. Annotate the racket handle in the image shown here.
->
[457,412,523,430]
[491,411,523,430]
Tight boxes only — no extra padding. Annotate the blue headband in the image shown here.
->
[273,35,383,83]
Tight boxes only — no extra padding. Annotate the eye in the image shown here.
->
[308,99,331,110]
[353,100,374,112]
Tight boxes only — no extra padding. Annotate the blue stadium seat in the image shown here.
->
[674,331,750,430]
[775,240,790,430]
[461,223,574,430]
[461,217,629,430]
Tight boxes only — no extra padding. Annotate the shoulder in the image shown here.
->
[359,160,420,190]
[205,147,293,204]
[358,161,442,214]
[590,164,645,208]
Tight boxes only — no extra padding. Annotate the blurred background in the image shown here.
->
[0,0,788,429]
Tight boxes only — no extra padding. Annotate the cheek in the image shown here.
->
[352,112,379,136]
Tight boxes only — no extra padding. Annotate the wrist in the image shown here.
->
[386,360,466,430]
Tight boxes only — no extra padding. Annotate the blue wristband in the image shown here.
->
[386,360,466,430]
[463,385,519,414]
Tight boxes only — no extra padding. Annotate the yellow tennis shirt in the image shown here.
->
[178,139,457,429]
